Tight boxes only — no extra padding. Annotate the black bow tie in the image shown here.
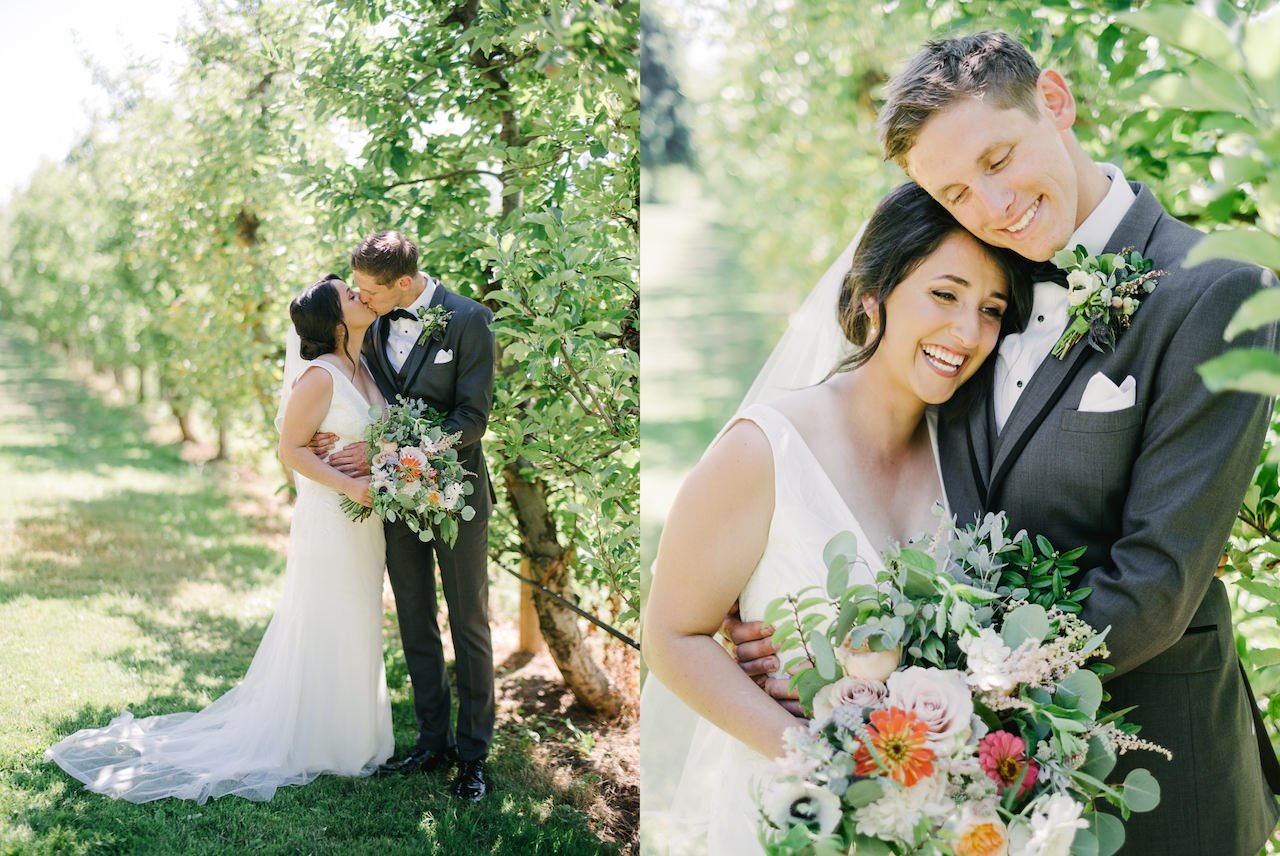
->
[387,308,418,322]
[1030,260,1070,288]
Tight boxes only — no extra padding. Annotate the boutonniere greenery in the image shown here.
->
[1051,244,1167,360]
[415,305,454,346]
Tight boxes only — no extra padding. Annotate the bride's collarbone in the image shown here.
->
[827,446,941,546]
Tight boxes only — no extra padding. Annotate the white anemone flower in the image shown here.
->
[762,781,841,835]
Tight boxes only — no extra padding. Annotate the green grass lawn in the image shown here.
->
[0,325,620,855]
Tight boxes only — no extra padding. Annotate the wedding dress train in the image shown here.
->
[45,359,393,803]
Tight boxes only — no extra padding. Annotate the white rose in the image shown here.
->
[837,639,901,682]
[959,629,1015,693]
[886,666,973,754]
[1066,269,1100,307]
[1007,793,1086,856]
[762,781,841,836]
[811,676,887,725]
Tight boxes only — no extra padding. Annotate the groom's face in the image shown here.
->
[352,271,410,316]
[904,74,1081,263]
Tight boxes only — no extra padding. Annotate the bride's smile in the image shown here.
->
[862,230,1009,406]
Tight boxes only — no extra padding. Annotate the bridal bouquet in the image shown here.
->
[757,511,1167,856]
[339,396,477,546]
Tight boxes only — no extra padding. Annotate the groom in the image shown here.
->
[323,230,496,801]
[733,31,1280,854]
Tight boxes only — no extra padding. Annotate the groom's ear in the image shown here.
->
[1036,69,1077,133]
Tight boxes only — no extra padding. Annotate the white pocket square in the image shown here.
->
[1078,372,1136,413]
[433,349,454,365]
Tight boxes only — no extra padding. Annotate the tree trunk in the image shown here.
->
[503,458,620,716]
[170,403,196,444]
[214,422,229,461]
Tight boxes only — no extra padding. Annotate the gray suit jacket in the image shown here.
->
[938,183,1280,855]
[364,281,496,517]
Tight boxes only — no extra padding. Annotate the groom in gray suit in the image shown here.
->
[734,31,1280,854]
[325,231,496,801]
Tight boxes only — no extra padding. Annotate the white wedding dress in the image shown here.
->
[641,402,942,855]
[45,359,394,803]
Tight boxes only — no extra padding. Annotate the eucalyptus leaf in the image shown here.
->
[1122,768,1161,812]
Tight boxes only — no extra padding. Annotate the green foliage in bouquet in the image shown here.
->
[765,509,1095,714]
[759,511,1164,856]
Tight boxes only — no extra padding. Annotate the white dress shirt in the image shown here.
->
[992,163,1137,432]
[385,273,438,373]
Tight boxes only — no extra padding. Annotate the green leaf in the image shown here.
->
[843,779,883,808]
[1185,229,1280,272]
[811,630,838,681]
[1243,4,1280,82]
[1198,348,1280,396]
[1080,735,1117,781]
[1002,603,1050,650]
[1091,811,1126,856]
[1248,647,1280,668]
[1224,289,1280,342]
[823,531,862,570]
[827,554,850,599]
[1070,828,1099,856]
[1122,768,1161,812]
[1056,669,1104,717]
[1119,7,1241,72]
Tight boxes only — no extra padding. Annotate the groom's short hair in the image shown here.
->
[878,31,1042,168]
[350,231,418,285]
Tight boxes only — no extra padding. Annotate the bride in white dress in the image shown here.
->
[45,274,394,803]
[640,183,1029,854]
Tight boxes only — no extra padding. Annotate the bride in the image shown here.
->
[641,182,1028,853]
[45,274,394,803]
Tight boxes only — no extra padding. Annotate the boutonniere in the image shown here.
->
[1050,244,1167,359]
[415,305,454,346]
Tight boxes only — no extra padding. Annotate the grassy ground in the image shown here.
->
[0,324,630,855]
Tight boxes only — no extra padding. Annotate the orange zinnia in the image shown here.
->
[853,707,934,786]
[398,455,423,482]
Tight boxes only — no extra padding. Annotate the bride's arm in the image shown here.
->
[643,420,802,759]
[278,367,371,507]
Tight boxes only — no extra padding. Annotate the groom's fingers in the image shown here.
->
[762,676,802,715]
[724,618,773,647]
[737,653,778,678]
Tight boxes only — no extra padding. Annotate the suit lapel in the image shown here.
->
[366,319,399,403]
[984,181,1165,506]
[969,377,995,491]
[987,337,1093,504]
[400,283,449,394]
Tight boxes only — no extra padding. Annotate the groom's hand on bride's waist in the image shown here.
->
[309,432,339,458]
[722,602,803,717]
[328,442,370,477]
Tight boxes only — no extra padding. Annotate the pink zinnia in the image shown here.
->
[978,730,1038,797]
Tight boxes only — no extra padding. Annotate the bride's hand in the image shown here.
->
[343,476,373,508]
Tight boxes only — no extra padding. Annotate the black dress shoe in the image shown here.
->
[379,746,457,776]
[451,759,487,801]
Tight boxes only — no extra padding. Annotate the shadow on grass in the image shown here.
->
[13,695,618,856]
[0,486,285,606]
[0,339,185,479]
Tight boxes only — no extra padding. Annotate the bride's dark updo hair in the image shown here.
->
[833,181,1030,374]
[290,273,349,360]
